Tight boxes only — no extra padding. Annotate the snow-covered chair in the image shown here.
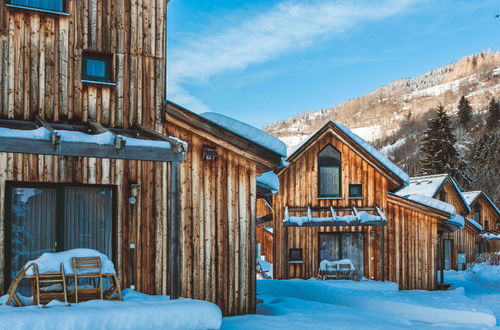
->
[71,257,104,302]
[318,260,360,281]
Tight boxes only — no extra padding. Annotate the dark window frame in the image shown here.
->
[82,52,115,85]
[5,0,68,15]
[349,184,363,198]
[4,181,117,289]
[288,248,303,263]
[317,144,342,198]
[473,205,480,222]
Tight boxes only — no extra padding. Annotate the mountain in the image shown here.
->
[263,51,500,150]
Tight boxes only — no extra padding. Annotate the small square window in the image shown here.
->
[288,248,303,262]
[7,0,66,13]
[349,184,363,198]
[82,53,113,83]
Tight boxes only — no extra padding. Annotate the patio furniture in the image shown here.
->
[318,261,360,281]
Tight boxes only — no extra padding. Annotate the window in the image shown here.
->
[318,145,341,198]
[6,0,66,13]
[288,248,303,263]
[484,220,489,231]
[5,183,114,294]
[349,184,363,198]
[319,232,364,275]
[438,190,446,202]
[474,205,480,222]
[82,53,113,84]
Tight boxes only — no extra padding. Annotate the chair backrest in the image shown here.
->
[72,257,102,274]
[338,263,351,271]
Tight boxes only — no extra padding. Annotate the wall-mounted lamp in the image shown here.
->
[203,146,218,160]
[129,184,140,205]
[370,230,376,240]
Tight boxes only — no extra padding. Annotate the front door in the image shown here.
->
[443,239,453,270]
[6,184,114,293]
[319,232,364,276]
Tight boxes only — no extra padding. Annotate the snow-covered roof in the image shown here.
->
[402,194,456,216]
[465,218,483,232]
[286,121,410,186]
[396,174,448,197]
[201,112,287,157]
[396,174,471,214]
[256,171,280,195]
[480,232,500,240]
[444,214,465,230]
[462,191,482,206]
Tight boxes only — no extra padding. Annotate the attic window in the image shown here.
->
[474,206,480,222]
[484,220,489,231]
[438,190,446,202]
[82,53,115,85]
[6,0,66,13]
[318,145,341,198]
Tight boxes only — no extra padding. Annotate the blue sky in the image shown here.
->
[167,0,500,128]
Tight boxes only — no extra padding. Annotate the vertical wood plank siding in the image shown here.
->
[465,195,500,255]
[0,0,165,130]
[273,130,441,290]
[164,122,258,316]
[256,224,273,263]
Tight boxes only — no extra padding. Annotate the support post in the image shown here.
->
[440,234,445,285]
[284,225,288,279]
[169,162,181,299]
[381,226,385,282]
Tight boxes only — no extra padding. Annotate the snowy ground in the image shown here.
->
[0,289,222,330]
[223,271,500,329]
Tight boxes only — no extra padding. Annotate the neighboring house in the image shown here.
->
[396,174,479,271]
[463,191,500,254]
[0,1,285,317]
[272,121,461,290]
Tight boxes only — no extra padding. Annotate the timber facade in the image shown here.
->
[0,1,283,316]
[271,121,459,290]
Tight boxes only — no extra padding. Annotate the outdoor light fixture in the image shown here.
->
[129,184,140,205]
[203,146,218,160]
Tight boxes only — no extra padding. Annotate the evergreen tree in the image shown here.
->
[486,97,499,130]
[419,105,459,175]
[457,96,472,126]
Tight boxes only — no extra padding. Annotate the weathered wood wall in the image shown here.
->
[256,224,273,263]
[164,121,258,316]
[0,0,166,130]
[386,195,440,290]
[466,196,499,232]
[0,153,170,296]
[438,181,469,216]
[272,128,442,290]
[443,224,478,269]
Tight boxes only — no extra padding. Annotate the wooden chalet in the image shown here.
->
[271,121,462,290]
[0,0,286,316]
[463,191,500,254]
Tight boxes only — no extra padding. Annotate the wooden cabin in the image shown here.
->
[272,121,460,290]
[163,102,285,315]
[397,174,475,270]
[463,191,500,254]
[0,1,286,316]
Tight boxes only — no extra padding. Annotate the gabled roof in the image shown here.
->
[396,174,471,214]
[463,191,500,217]
[285,121,410,188]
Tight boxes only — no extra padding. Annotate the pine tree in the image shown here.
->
[457,96,472,126]
[419,105,459,175]
[486,97,499,130]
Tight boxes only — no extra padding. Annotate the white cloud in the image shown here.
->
[168,0,422,112]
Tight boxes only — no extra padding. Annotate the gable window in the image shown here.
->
[82,53,114,84]
[318,145,341,198]
[349,184,363,198]
[6,0,66,13]
[474,205,480,222]
[484,220,489,231]
[438,190,446,202]
[288,248,303,263]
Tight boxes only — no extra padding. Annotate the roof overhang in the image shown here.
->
[165,101,282,170]
[0,119,186,162]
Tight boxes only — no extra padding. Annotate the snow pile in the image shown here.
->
[462,190,481,205]
[284,207,385,226]
[319,259,355,271]
[0,127,50,140]
[0,289,222,330]
[257,279,496,327]
[201,112,287,157]
[256,171,279,195]
[465,263,500,291]
[466,218,483,231]
[481,232,500,240]
[401,194,456,215]
[24,249,116,276]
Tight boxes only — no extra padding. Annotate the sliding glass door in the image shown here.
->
[6,183,114,293]
[319,232,365,276]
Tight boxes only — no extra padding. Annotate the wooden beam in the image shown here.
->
[88,119,125,150]
[169,162,181,299]
[283,221,387,227]
[287,206,378,213]
[381,226,385,281]
[284,225,288,279]
[0,137,185,162]
[35,114,60,146]
[256,214,273,226]
[136,124,187,153]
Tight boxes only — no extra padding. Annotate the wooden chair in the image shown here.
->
[256,261,271,279]
[337,263,353,280]
[5,265,34,307]
[32,263,69,306]
[71,257,104,303]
